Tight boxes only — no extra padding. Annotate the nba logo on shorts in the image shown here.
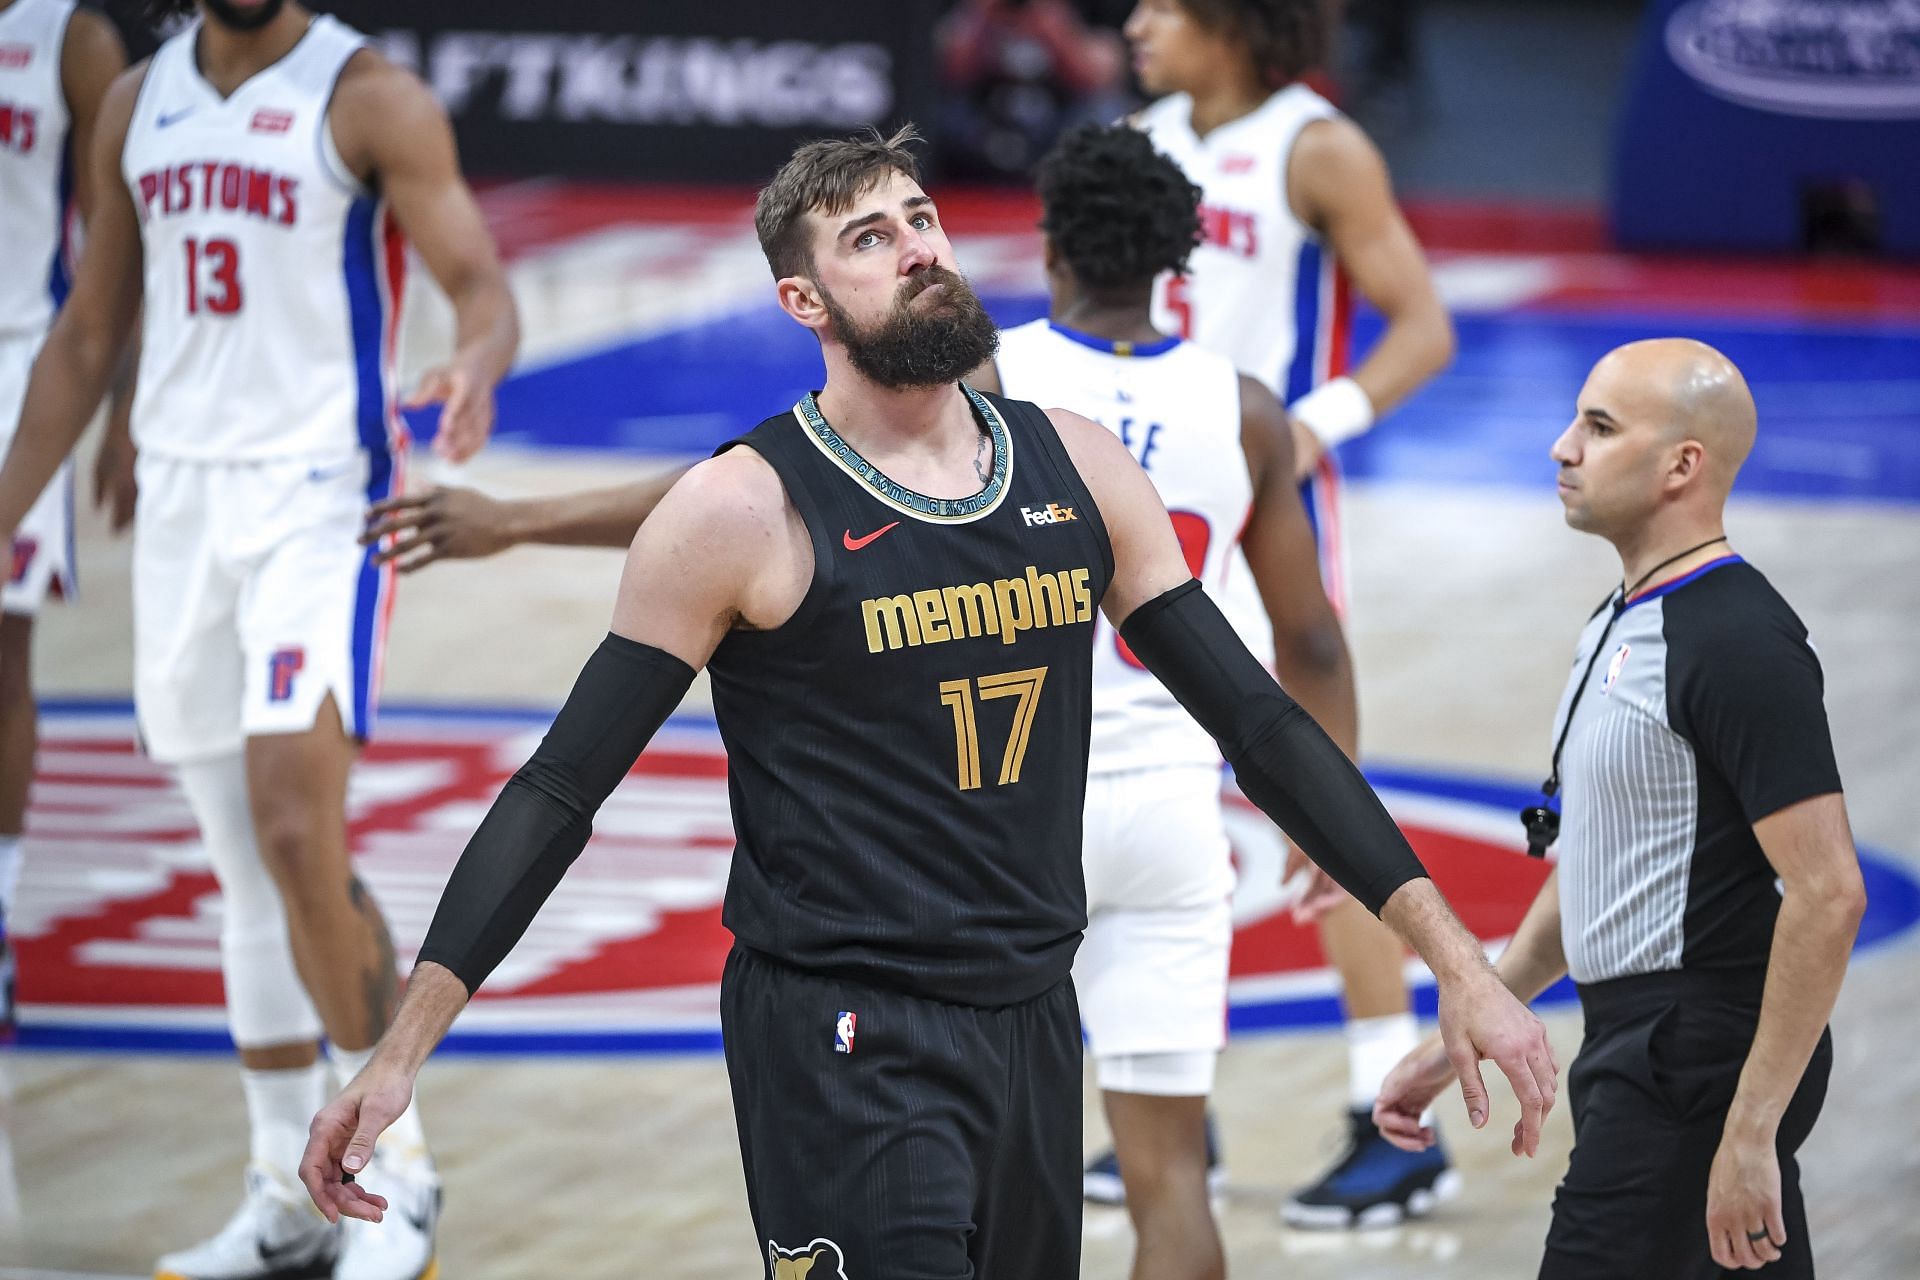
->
[1602,642,1631,695]
[834,1011,856,1054]
[267,647,305,702]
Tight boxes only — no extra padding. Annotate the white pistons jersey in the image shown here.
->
[123,15,405,464]
[995,318,1250,774]
[0,0,77,343]
[1136,84,1350,404]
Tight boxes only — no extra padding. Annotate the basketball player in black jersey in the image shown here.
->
[300,127,1557,1278]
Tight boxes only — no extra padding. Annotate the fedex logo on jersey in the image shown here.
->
[267,647,305,703]
[133,161,299,227]
[1020,503,1078,526]
[0,101,38,153]
[1198,202,1258,258]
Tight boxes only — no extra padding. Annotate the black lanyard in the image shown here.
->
[1520,537,1728,857]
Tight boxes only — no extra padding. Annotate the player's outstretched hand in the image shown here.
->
[363,485,514,571]
[407,361,495,464]
[1373,1033,1455,1151]
[1279,841,1349,924]
[1434,968,1558,1157]
[91,424,137,535]
[299,1064,412,1224]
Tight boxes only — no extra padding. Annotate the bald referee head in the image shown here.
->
[1552,338,1756,549]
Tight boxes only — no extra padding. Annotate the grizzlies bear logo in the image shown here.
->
[768,1236,849,1279]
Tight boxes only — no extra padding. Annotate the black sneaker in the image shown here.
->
[1282,1106,1459,1229]
[1082,1112,1226,1206]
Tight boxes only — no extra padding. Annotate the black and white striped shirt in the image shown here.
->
[1549,557,1842,985]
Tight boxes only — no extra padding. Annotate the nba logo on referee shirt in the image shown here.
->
[1602,643,1631,695]
[835,1011,856,1054]
[267,647,305,702]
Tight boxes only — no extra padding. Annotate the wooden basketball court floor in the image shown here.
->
[4,191,1918,1278]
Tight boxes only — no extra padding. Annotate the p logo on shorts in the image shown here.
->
[9,537,37,585]
[768,1237,848,1280]
[267,646,305,703]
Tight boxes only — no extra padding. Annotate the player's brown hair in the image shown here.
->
[754,124,925,281]
[1179,0,1329,87]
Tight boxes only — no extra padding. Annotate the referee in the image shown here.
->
[1373,338,1866,1277]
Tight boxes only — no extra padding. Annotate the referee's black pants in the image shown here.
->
[721,945,1083,1280]
[1541,968,1832,1280]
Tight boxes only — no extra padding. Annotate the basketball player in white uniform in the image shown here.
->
[1125,0,1460,1227]
[0,3,518,1277]
[0,0,124,1031]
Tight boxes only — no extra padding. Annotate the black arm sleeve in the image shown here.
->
[415,633,698,994]
[1119,580,1426,915]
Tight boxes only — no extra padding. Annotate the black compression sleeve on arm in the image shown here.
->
[415,633,697,994]
[1120,580,1426,915]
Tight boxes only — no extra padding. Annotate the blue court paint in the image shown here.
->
[406,293,1918,504]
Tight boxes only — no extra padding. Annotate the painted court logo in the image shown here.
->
[11,708,1915,1052]
[768,1237,849,1279]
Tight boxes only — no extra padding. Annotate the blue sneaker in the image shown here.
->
[1082,1113,1226,1206]
[1283,1106,1458,1228]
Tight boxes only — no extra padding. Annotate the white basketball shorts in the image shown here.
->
[132,447,401,763]
[0,332,76,616]
[1076,764,1236,1080]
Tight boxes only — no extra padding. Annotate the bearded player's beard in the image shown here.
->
[200,0,288,33]
[818,266,1000,391]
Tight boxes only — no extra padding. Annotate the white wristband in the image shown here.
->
[1289,376,1375,450]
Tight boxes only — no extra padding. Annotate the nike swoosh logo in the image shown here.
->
[257,1233,325,1268]
[156,109,195,128]
[842,522,899,551]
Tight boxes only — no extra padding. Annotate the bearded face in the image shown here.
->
[200,0,288,33]
[816,265,1000,391]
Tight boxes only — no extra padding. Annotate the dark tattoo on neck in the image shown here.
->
[973,429,992,486]
[348,874,399,1045]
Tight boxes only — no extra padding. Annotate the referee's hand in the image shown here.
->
[1433,970,1558,1158]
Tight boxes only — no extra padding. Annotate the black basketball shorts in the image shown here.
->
[1541,969,1832,1280]
[721,945,1083,1280]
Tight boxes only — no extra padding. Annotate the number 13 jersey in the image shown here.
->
[122,16,404,463]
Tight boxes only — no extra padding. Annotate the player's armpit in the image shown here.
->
[606,447,813,670]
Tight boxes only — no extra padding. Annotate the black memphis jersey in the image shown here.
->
[707,387,1114,1006]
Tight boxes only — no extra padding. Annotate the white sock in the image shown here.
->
[1346,1011,1420,1108]
[328,1044,430,1164]
[242,1062,330,1194]
[0,835,21,916]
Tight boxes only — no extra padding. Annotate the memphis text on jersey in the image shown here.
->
[861,565,1095,654]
